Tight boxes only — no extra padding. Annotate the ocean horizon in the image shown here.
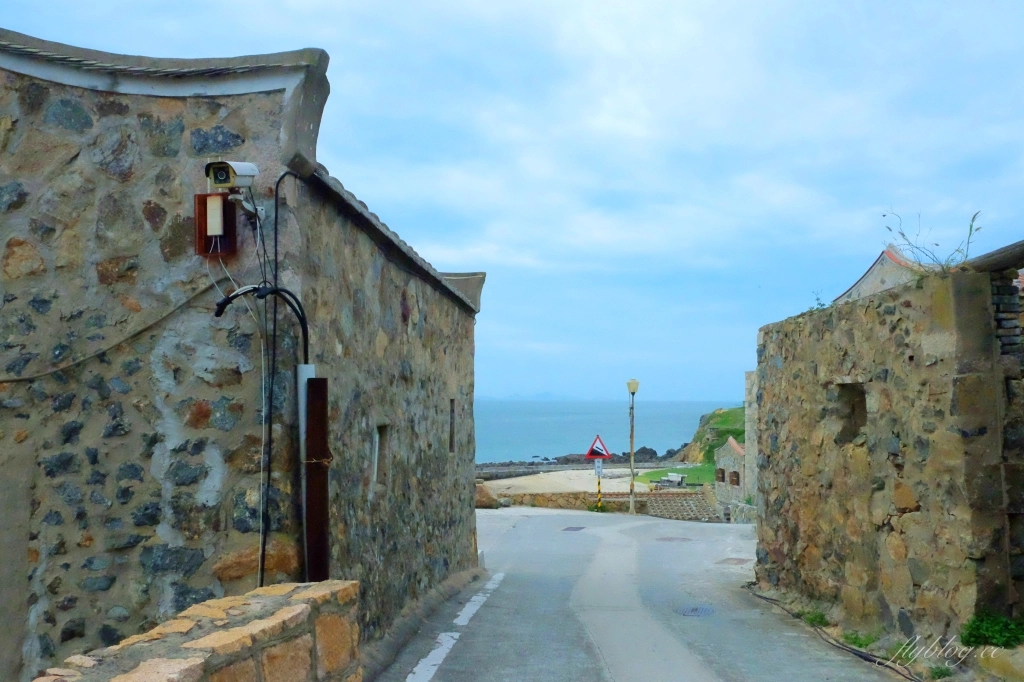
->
[473,399,741,464]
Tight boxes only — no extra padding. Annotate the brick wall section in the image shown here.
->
[29,580,362,682]
[992,268,1022,355]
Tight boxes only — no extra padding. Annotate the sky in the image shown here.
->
[6,2,1024,401]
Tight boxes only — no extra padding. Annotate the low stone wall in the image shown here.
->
[476,463,664,481]
[497,491,640,513]
[31,581,362,682]
[717,502,756,524]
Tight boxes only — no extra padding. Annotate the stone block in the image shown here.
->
[3,237,45,280]
[108,657,205,682]
[181,627,253,655]
[240,604,309,642]
[214,539,299,582]
[965,464,1008,511]
[261,633,313,682]
[315,613,354,677]
[892,481,920,512]
[63,655,97,668]
[290,580,358,606]
[979,644,1024,681]
[210,658,258,682]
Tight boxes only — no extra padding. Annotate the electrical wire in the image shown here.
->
[219,256,269,590]
[742,584,923,681]
[258,170,299,586]
[2,280,228,383]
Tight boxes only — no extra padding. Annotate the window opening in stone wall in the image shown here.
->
[729,471,740,486]
[835,383,867,445]
[715,468,725,482]
[370,424,390,500]
[449,399,455,453]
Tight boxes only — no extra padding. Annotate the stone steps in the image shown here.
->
[646,495,721,522]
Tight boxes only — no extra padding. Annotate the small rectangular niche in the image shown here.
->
[835,383,867,444]
[370,424,390,500]
[449,399,456,453]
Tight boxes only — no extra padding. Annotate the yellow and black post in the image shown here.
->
[597,474,602,511]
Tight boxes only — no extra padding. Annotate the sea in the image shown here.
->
[473,399,740,464]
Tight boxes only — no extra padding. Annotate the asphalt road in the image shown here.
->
[377,508,898,682]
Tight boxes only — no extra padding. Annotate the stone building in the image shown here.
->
[0,28,483,679]
[714,436,752,522]
[754,245,1021,642]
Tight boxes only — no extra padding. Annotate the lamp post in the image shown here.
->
[627,378,639,515]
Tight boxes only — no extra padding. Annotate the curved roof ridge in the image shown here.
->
[0,27,326,77]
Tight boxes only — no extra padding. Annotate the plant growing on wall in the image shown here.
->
[883,210,982,273]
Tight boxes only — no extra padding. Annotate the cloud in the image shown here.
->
[7,1,1024,397]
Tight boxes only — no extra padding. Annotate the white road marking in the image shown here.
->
[403,573,505,681]
[406,632,460,682]
[453,572,505,626]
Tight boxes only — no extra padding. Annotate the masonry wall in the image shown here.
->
[713,442,744,506]
[755,271,1010,640]
[0,35,479,680]
[32,580,362,682]
[292,178,478,640]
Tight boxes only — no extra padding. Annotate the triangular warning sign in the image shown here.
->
[585,434,612,459]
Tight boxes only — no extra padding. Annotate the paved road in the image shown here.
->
[378,508,897,682]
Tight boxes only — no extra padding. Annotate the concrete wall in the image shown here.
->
[755,271,1010,641]
[0,29,480,679]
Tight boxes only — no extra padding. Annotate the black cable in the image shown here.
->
[246,187,270,285]
[742,585,923,681]
[259,170,300,586]
[255,287,309,364]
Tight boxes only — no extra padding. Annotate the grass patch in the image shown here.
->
[801,610,830,627]
[884,643,916,666]
[706,407,745,430]
[841,630,881,648]
[587,503,607,513]
[929,667,953,680]
[635,463,715,485]
[960,611,1024,648]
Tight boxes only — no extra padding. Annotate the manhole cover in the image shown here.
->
[562,527,585,532]
[716,557,752,565]
[678,606,715,617]
[656,537,692,542]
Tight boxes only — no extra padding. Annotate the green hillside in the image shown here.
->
[675,406,745,464]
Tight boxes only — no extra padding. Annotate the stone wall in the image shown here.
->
[744,371,759,511]
[755,271,1011,641]
[0,29,481,679]
[31,580,361,682]
[291,175,479,640]
[497,492,638,513]
[713,438,745,507]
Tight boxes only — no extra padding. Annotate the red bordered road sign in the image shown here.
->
[585,435,612,459]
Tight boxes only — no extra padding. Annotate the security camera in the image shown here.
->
[205,161,259,189]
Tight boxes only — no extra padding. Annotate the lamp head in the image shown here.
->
[626,378,639,395]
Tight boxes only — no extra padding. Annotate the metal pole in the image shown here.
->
[597,474,602,511]
[629,392,636,515]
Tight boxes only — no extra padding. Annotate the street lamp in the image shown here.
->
[627,378,639,515]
